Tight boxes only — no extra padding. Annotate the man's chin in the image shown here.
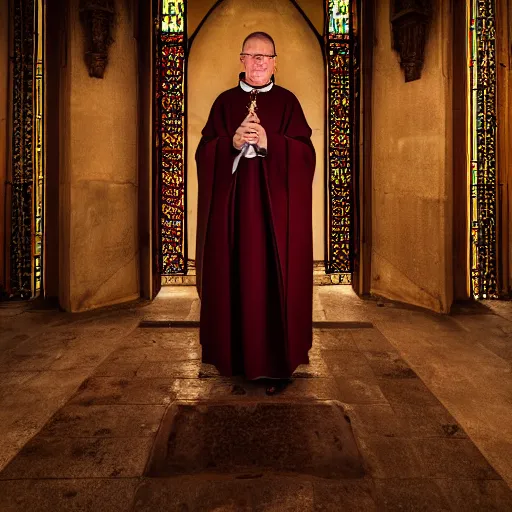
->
[247,76,271,85]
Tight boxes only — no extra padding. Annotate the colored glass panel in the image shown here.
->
[157,1,186,275]
[326,1,353,278]
[34,58,44,294]
[328,0,350,35]
[162,0,184,33]
[10,0,36,298]
[469,0,497,298]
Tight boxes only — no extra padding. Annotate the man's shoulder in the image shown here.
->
[271,85,300,104]
[215,87,241,103]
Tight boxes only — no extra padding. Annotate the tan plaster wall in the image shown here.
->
[0,0,8,290]
[187,0,218,37]
[60,0,139,311]
[295,0,323,35]
[187,0,325,260]
[371,0,453,312]
[188,0,323,38]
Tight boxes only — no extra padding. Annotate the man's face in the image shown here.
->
[241,37,276,86]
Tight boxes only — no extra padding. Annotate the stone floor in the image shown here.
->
[0,286,511,510]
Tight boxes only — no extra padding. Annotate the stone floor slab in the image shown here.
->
[392,403,467,439]
[335,376,390,405]
[344,404,404,438]
[147,401,365,479]
[133,475,315,512]
[373,478,451,511]
[91,359,144,378]
[69,376,178,405]
[136,360,203,378]
[311,479,377,511]
[119,327,200,349]
[436,478,512,511]
[363,350,418,379]
[0,437,153,479]
[412,438,501,480]
[0,478,138,512]
[313,329,358,351]
[351,328,397,352]
[39,404,165,438]
[322,350,375,378]
[356,437,424,479]
[377,378,442,407]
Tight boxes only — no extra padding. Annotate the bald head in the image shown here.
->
[242,32,276,55]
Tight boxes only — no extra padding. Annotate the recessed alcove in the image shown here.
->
[146,400,365,479]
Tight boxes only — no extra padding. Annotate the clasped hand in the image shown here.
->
[233,113,267,151]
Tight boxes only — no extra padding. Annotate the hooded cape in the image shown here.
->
[195,83,315,378]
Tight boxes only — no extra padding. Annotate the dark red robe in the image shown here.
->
[195,84,315,379]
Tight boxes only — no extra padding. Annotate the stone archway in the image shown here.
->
[151,0,363,295]
[186,0,326,264]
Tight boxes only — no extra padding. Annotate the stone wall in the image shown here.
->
[371,0,453,312]
[187,0,325,260]
[59,0,139,311]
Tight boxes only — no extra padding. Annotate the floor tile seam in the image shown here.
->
[35,435,160,439]
[166,398,340,404]
[0,475,145,482]
[353,434,478,443]
[70,401,175,406]
[62,403,169,408]
[353,433,469,441]
[370,476,501,482]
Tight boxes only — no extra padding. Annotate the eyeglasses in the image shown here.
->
[240,53,277,61]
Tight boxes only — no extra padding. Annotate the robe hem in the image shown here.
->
[200,356,311,381]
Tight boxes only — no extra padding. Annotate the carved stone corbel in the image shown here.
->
[391,0,432,82]
[79,0,115,78]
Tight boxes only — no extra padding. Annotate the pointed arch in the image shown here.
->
[185,0,326,261]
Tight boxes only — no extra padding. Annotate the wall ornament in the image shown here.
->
[79,0,115,78]
[391,0,432,82]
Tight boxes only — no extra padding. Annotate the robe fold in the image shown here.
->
[195,84,315,379]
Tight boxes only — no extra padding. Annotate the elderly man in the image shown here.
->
[195,32,315,393]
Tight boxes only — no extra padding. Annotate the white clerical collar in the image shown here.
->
[239,80,274,93]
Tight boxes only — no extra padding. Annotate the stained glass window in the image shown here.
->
[162,0,184,33]
[328,0,350,35]
[156,0,187,278]
[326,0,353,282]
[34,56,44,295]
[10,0,44,299]
[469,0,497,298]
[156,0,356,283]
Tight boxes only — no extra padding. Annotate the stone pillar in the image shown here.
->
[371,0,453,312]
[59,0,139,311]
[0,0,9,292]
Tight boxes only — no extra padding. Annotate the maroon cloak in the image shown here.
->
[195,83,315,379]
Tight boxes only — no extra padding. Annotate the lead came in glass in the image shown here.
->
[326,0,353,278]
[157,0,186,275]
[469,0,497,298]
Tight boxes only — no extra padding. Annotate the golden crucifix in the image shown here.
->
[247,89,259,117]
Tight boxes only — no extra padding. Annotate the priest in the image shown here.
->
[195,32,315,393]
